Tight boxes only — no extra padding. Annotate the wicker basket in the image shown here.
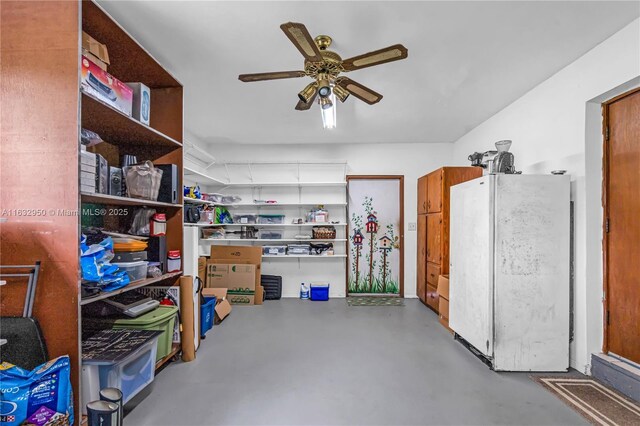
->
[312,226,336,240]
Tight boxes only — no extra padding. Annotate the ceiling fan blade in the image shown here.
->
[280,22,324,63]
[295,91,318,111]
[238,71,306,82]
[337,77,383,105]
[341,44,408,71]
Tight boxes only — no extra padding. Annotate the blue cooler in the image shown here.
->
[200,296,216,337]
[310,284,329,301]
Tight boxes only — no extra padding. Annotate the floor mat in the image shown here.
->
[346,296,404,306]
[532,376,640,425]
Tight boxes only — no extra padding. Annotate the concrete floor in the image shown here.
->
[125,299,586,425]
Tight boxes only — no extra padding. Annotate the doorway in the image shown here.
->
[603,88,640,363]
[346,176,404,296]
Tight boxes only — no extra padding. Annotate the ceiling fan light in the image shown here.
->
[317,73,331,98]
[319,96,333,110]
[332,84,349,102]
[298,82,318,103]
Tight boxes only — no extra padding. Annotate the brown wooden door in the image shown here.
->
[604,89,640,363]
[426,213,442,264]
[427,171,442,212]
[418,176,428,214]
[416,215,427,303]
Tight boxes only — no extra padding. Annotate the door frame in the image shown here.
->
[346,175,405,297]
[601,86,640,353]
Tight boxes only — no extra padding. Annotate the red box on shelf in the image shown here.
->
[81,55,133,116]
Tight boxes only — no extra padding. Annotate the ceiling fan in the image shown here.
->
[238,22,408,126]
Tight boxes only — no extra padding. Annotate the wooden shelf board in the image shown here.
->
[155,342,181,371]
[81,93,182,148]
[81,192,182,208]
[80,272,183,305]
[201,238,347,243]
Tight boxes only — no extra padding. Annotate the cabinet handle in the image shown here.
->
[427,200,431,208]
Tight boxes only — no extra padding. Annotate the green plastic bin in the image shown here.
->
[111,306,178,362]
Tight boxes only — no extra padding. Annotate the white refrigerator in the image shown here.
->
[449,174,570,371]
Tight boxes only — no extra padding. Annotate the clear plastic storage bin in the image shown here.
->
[287,244,311,255]
[259,229,284,240]
[81,331,159,413]
[233,214,257,224]
[258,214,285,224]
[113,260,148,282]
[263,245,287,256]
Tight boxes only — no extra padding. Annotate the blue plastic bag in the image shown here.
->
[80,235,129,291]
[0,356,74,425]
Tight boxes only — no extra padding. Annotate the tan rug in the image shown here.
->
[533,377,640,425]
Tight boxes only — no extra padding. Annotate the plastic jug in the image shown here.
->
[300,283,309,299]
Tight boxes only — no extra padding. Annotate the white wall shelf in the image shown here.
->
[184,165,227,185]
[262,255,347,259]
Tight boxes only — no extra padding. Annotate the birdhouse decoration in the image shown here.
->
[379,235,393,250]
[365,213,378,233]
[352,229,364,246]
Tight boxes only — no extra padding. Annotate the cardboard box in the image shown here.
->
[439,316,453,334]
[206,263,255,291]
[202,288,231,323]
[81,56,133,116]
[210,246,263,305]
[437,274,449,299]
[438,297,449,320]
[82,49,107,71]
[227,293,255,306]
[82,31,110,67]
[198,256,207,284]
[126,82,151,125]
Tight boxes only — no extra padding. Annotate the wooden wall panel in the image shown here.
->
[1,1,80,421]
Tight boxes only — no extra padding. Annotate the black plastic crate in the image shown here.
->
[261,275,282,300]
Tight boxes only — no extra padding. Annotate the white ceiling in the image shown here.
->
[98,1,639,145]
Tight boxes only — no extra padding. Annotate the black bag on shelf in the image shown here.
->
[261,275,282,300]
[185,205,201,223]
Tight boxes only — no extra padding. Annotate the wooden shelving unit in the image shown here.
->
[80,272,183,305]
[81,192,182,208]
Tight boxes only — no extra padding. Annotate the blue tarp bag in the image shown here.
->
[0,355,74,425]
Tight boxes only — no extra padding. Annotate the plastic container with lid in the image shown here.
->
[81,330,159,413]
[258,214,285,224]
[109,305,178,361]
[287,244,310,255]
[233,214,257,224]
[167,250,181,273]
[113,260,148,282]
[262,245,287,256]
[310,283,330,301]
[150,213,166,236]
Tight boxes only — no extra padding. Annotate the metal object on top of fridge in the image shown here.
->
[449,174,570,372]
[469,140,519,174]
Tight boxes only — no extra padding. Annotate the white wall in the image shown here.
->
[451,19,640,373]
[190,142,453,298]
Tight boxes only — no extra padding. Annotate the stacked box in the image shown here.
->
[80,150,97,193]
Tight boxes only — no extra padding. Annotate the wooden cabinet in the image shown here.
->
[427,171,442,212]
[426,213,442,264]
[416,167,482,312]
[417,215,427,303]
[418,176,428,214]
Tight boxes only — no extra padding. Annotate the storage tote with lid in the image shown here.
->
[81,329,160,413]
[113,260,148,282]
[110,305,178,361]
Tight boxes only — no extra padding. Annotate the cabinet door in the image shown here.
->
[426,213,442,264]
[426,262,440,288]
[417,176,428,214]
[427,170,442,213]
[426,284,439,311]
[416,215,427,303]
